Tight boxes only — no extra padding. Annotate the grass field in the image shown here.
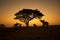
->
[0,25,60,40]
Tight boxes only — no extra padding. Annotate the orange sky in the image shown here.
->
[0,0,60,27]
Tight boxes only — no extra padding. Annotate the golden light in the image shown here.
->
[0,0,60,27]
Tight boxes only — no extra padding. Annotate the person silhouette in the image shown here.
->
[40,20,49,27]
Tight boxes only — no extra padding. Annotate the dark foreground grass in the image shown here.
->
[0,25,60,40]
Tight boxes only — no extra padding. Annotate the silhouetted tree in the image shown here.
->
[33,24,37,27]
[0,24,5,28]
[14,23,19,28]
[40,20,49,27]
[14,9,44,27]
[19,24,22,27]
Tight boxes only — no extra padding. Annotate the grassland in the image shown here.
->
[0,25,60,40]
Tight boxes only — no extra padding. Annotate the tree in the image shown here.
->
[0,24,5,28]
[40,20,49,27]
[14,9,44,27]
[14,23,19,28]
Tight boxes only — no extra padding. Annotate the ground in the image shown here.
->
[0,25,60,40]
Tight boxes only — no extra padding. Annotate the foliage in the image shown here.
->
[14,9,44,26]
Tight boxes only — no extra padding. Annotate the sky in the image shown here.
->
[0,0,60,27]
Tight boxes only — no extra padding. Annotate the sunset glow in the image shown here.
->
[0,0,60,27]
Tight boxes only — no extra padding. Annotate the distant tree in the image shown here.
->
[0,24,5,28]
[40,20,49,27]
[33,24,37,27]
[14,23,19,28]
[14,9,44,27]
[19,24,21,27]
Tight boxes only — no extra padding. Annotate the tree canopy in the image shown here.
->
[14,9,44,26]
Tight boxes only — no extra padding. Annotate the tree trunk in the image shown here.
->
[26,22,29,27]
